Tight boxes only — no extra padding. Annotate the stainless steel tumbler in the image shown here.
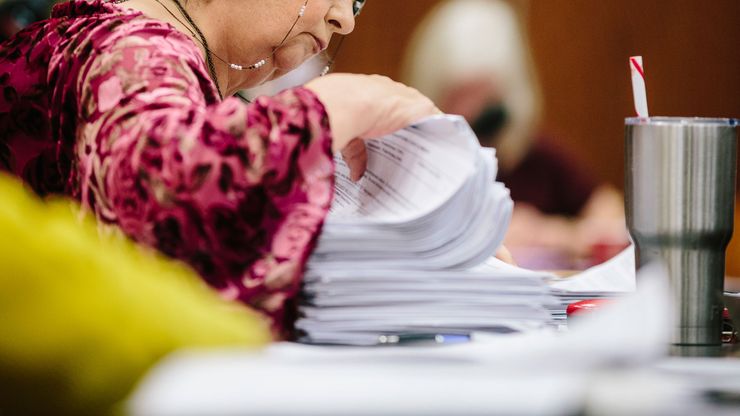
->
[625,117,738,345]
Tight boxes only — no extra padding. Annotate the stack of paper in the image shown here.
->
[297,116,555,345]
[299,258,556,345]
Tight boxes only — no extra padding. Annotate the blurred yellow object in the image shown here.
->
[0,173,271,415]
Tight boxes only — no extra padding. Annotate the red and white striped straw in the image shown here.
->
[629,56,649,118]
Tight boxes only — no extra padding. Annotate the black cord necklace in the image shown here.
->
[160,0,308,100]
[155,0,224,99]
[112,0,224,98]
[112,0,351,103]
[114,0,306,100]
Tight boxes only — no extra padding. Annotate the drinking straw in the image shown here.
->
[630,56,649,118]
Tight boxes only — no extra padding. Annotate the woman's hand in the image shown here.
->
[495,245,516,265]
[305,73,439,180]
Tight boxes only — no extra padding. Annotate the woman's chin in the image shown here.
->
[273,47,315,75]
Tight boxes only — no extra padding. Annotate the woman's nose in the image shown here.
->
[326,0,355,35]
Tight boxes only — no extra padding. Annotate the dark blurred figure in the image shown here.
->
[0,0,55,41]
[403,0,629,269]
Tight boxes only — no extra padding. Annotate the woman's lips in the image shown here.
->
[311,34,327,53]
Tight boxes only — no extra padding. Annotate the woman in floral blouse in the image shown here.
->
[0,0,438,333]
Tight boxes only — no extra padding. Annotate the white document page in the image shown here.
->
[329,115,479,223]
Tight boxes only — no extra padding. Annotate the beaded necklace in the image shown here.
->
[113,0,308,100]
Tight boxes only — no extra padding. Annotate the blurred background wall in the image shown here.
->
[334,0,740,190]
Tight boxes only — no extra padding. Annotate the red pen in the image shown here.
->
[566,299,613,317]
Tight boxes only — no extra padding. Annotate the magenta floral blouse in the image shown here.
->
[0,0,335,334]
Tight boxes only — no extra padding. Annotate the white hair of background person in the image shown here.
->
[402,0,542,171]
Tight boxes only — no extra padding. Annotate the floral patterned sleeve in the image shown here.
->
[74,23,335,334]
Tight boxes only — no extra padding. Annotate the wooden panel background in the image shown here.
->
[334,0,740,189]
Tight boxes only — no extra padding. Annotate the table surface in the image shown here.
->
[128,342,740,416]
[129,252,740,416]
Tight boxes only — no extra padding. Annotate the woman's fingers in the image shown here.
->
[341,138,367,181]
[305,74,439,152]
[495,245,517,265]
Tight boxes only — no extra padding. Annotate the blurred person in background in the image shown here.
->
[402,0,628,269]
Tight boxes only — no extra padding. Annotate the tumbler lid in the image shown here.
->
[625,117,738,126]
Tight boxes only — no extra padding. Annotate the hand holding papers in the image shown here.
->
[312,115,511,269]
[299,115,555,345]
